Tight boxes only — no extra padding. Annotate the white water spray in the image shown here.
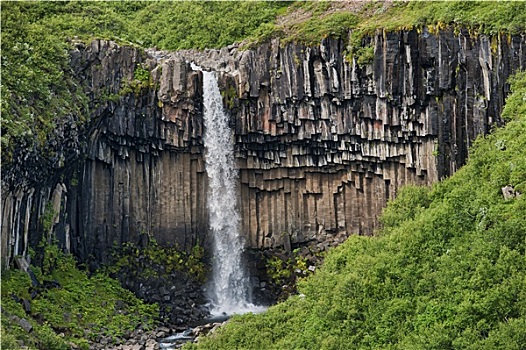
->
[195,65,265,316]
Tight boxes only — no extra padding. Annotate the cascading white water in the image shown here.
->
[197,65,265,316]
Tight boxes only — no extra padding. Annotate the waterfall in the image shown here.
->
[196,65,264,316]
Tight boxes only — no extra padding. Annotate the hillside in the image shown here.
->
[186,71,526,349]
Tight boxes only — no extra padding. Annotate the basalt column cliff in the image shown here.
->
[2,29,525,265]
[180,28,525,249]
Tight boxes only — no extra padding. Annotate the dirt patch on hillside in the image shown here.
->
[275,1,395,36]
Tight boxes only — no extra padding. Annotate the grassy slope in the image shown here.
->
[0,238,208,349]
[186,72,526,349]
[0,245,158,350]
[263,1,526,45]
[357,1,526,35]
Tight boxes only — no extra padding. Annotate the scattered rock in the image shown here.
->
[502,185,522,200]
[17,318,33,333]
[155,330,166,338]
[22,299,31,313]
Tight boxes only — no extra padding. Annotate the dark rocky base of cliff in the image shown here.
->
[107,256,210,326]
[1,236,345,350]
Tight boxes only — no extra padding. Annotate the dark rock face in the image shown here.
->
[111,259,209,326]
[177,28,526,248]
[2,40,208,266]
[2,29,525,267]
[71,41,208,264]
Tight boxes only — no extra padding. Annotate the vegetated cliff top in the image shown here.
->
[1,1,525,167]
[266,0,526,45]
[184,71,526,349]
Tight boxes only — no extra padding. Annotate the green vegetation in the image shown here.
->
[265,248,317,302]
[126,1,289,50]
[3,2,526,348]
[246,1,526,48]
[119,64,155,96]
[22,1,289,51]
[221,86,238,110]
[284,11,358,45]
[345,31,375,66]
[107,237,207,284]
[1,236,208,348]
[1,2,88,162]
[361,1,526,36]
[283,1,526,42]
[185,72,526,349]
[1,244,158,349]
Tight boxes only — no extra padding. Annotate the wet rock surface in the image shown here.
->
[102,236,211,326]
[92,238,341,349]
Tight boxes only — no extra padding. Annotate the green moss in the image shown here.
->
[355,45,374,66]
[101,92,122,103]
[133,66,150,84]
[265,247,319,302]
[40,202,57,238]
[220,86,238,110]
[344,31,375,66]
[108,237,207,284]
[118,64,154,97]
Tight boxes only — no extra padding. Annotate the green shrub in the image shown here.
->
[1,244,158,348]
[265,249,316,301]
[1,323,21,350]
[120,64,154,96]
[108,237,207,284]
[380,185,432,231]
[1,2,88,162]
